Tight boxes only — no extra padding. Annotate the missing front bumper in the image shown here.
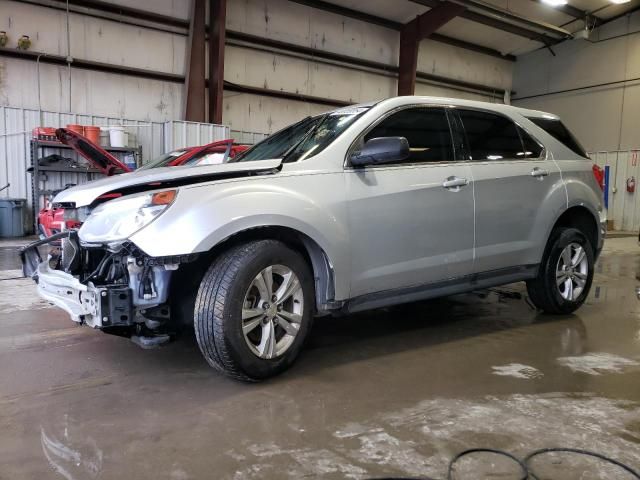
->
[20,233,193,336]
[34,261,133,328]
[20,233,134,328]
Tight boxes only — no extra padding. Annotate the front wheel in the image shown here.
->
[526,227,594,314]
[194,240,314,381]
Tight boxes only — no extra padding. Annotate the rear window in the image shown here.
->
[527,117,588,158]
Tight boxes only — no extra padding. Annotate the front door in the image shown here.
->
[346,106,475,298]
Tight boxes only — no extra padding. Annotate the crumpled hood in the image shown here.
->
[53,159,282,207]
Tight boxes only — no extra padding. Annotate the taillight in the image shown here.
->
[592,164,604,191]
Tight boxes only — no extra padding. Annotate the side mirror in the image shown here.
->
[350,137,410,167]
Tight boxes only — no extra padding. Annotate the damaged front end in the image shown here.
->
[21,230,197,347]
[20,160,284,347]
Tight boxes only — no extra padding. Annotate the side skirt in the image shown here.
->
[344,264,539,314]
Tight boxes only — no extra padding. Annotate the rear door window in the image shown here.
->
[457,109,524,161]
[526,117,588,158]
[364,107,454,163]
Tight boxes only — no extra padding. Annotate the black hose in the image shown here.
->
[524,448,640,480]
[448,448,528,480]
[370,447,640,480]
[87,252,115,281]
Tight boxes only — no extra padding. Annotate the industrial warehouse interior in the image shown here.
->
[1,0,640,478]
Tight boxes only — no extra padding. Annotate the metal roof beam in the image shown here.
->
[19,0,516,62]
[411,0,571,41]
[288,0,515,61]
[414,1,467,39]
[530,0,602,27]
[399,1,466,95]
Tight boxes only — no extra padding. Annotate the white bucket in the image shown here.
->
[109,127,126,148]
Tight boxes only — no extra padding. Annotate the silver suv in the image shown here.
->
[21,96,605,381]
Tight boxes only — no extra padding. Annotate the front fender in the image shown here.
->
[129,174,351,299]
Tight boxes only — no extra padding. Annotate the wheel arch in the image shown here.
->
[205,225,339,314]
[548,205,600,256]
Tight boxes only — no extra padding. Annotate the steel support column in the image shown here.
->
[398,1,465,96]
[184,0,206,122]
[398,23,419,96]
[208,0,226,124]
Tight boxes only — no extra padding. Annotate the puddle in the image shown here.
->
[557,353,639,375]
[492,363,543,379]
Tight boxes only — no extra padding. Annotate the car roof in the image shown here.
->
[370,96,558,120]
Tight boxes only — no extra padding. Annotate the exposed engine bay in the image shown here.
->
[21,231,199,347]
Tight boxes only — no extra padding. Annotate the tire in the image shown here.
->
[194,240,314,381]
[526,227,594,314]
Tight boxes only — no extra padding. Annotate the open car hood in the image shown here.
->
[56,128,132,176]
[52,159,283,208]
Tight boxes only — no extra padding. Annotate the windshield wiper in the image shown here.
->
[231,116,314,163]
[281,113,328,163]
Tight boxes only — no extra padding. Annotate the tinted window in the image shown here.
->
[517,126,544,159]
[364,107,453,163]
[527,117,588,158]
[458,109,524,160]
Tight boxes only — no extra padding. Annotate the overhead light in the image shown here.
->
[609,0,631,4]
[541,0,568,6]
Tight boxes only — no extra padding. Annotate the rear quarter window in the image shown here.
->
[527,117,588,158]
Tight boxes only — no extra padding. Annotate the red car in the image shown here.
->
[38,128,247,237]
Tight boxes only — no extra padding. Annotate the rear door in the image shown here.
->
[346,106,475,297]
[455,108,563,273]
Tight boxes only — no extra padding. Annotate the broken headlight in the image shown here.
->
[79,190,177,244]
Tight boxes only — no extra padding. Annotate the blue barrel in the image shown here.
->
[0,198,26,237]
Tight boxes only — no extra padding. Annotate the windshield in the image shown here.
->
[138,149,189,170]
[233,106,370,163]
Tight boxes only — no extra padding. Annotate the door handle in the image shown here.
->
[442,176,469,190]
[530,167,549,178]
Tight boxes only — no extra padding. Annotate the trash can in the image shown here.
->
[0,198,26,237]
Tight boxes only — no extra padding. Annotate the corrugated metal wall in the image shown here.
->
[0,106,256,233]
[0,105,166,209]
[231,129,268,145]
[164,121,231,151]
[592,150,640,231]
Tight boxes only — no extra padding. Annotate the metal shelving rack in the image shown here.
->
[29,139,142,233]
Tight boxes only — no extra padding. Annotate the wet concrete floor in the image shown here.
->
[0,237,639,479]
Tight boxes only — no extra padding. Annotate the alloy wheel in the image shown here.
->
[241,265,304,359]
[556,242,589,301]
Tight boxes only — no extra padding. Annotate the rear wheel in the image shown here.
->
[526,227,594,314]
[194,240,314,381]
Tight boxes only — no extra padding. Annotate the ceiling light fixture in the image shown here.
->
[541,0,568,6]
[609,0,631,4]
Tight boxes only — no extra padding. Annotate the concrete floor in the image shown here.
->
[1,237,639,479]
